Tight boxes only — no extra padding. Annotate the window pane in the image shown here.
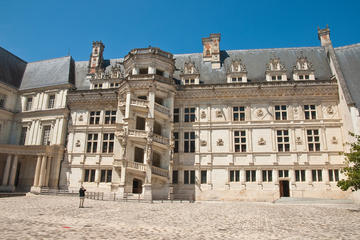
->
[190,170,195,184]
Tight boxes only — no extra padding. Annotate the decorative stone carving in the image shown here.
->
[327,106,334,115]
[256,109,264,118]
[294,55,314,71]
[201,111,206,119]
[217,139,224,146]
[331,136,338,144]
[78,115,83,121]
[296,137,302,145]
[200,140,207,146]
[182,60,199,75]
[266,57,286,72]
[216,110,222,118]
[228,59,247,73]
[75,140,81,147]
[258,138,266,145]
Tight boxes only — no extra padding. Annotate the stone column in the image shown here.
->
[33,155,42,187]
[8,155,19,190]
[45,157,52,187]
[38,155,47,187]
[2,155,12,186]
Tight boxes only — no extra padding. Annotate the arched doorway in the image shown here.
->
[132,178,142,194]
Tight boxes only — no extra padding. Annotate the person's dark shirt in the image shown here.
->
[79,188,86,197]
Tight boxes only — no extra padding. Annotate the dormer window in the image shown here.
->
[266,57,287,82]
[293,56,315,80]
[227,59,247,83]
[139,68,148,74]
[181,60,200,85]
[156,69,164,76]
[93,83,102,89]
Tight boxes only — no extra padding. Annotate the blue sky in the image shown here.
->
[1,0,359,62]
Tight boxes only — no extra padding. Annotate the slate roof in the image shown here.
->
[20,56,73,90]
[0,47,27,88]
[173,47,332,84]
[335,43,360,109]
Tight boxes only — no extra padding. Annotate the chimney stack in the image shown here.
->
[318,25,331,47]
[202,33,221,69]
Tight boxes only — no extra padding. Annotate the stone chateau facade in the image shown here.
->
[1,27,360,201]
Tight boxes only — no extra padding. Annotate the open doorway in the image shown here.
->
[132,178,142,193]
[279,180,290,197]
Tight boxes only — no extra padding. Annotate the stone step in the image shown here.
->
[274,197,354,204]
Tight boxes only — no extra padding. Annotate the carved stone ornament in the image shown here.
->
[201,111,206,119]
[78,115,83,121]
[296,137,302,145]
[200,140,207,146]
[75,140,81,147]
[216,110,222,118]
[256,109,264,118]
[331,136,338,144]
[217,139,224,146]
[327,106,334,115]
[258,138,266,145]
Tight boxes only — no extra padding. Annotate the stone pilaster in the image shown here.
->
[1,155,12,186]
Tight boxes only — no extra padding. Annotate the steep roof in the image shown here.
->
[20,56,73,90]
[335,44,360,109]
[0,47,27,88]
[173,46,332,84]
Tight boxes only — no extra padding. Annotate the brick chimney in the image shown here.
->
[202,33,221,69]
[89,41,105,74]
[318,25,331,47]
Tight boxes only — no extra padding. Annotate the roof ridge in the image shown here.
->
[334,43,360,51]
[0,46,27,63]
[28,55,71,64]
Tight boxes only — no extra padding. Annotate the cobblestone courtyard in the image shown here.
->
[0,195,359,239]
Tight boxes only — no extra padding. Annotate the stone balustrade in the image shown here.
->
[151,166,169,178]
[131,99,148,108]
[128,129,147,138]
[154,103,170,116]
[153,134,170,145]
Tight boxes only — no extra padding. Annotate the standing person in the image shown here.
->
[79,186,86,208]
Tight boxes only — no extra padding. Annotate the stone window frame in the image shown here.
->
[19,126,28,145]
[102,133,114,153]
[201,170,207,184]
[233,106,245,122]
[84,169,96,182]
[277,129,290,152]
[274,105,287,120]
[184,107,196,122]
[173,132,179,153]
[245,170,256,182]
[234,130,246,153]
[25,96,33,111]
[328,169,339,182]
[307,129,320,152]
[42,125,51,145]
[262,170,273,182]
[89,111,101,125]
[172,170,178,184]
[47,94,56,109]
[86,133,99,153]
[304,105,317,120]
[278,169,289,178]
[229,170,240,182]
[100,169,112,183]
[295,170,306,182]
[311,169,323,182]
[184,170,195,184]
[93,83,103,89]
[173,108,179,123]
[104,110,116,125]
[184,131,195,153]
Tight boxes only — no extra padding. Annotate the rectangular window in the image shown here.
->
[234,130,246,152]
[173,132,179,153]
[156,69,164,76]
[93,83,103,89]
[184,132,195,153]
[272,75,282,81]
[48,95,55,109]
[84,169,96,182]
[304,105,316,120]
[0,94,6,108]
[87,133,98,153]
[26,97,32,111]
[233,106,245,121]
[201,170,207,184]
[275,105,287,120]
[246,170,256,182]
[139,68,148,74]
[172,170,178,184]
[102,133,114,153]
[328,169,339,182]
[89,111,101,124]
[307,129,320,151]
[104,110,116,124]
[19,127,27,145]
[42,126,51,145]
[184,170,195,184]
[231,77,242,82]
[230,170,240,182]
[173,108,179,123]
[184,107,196,122]
[262,170,273,182]
[277,130,290,152]
[100,169,112,182]
[278,170,289,178]
[295,170,306,182]
[312,169,323,182]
